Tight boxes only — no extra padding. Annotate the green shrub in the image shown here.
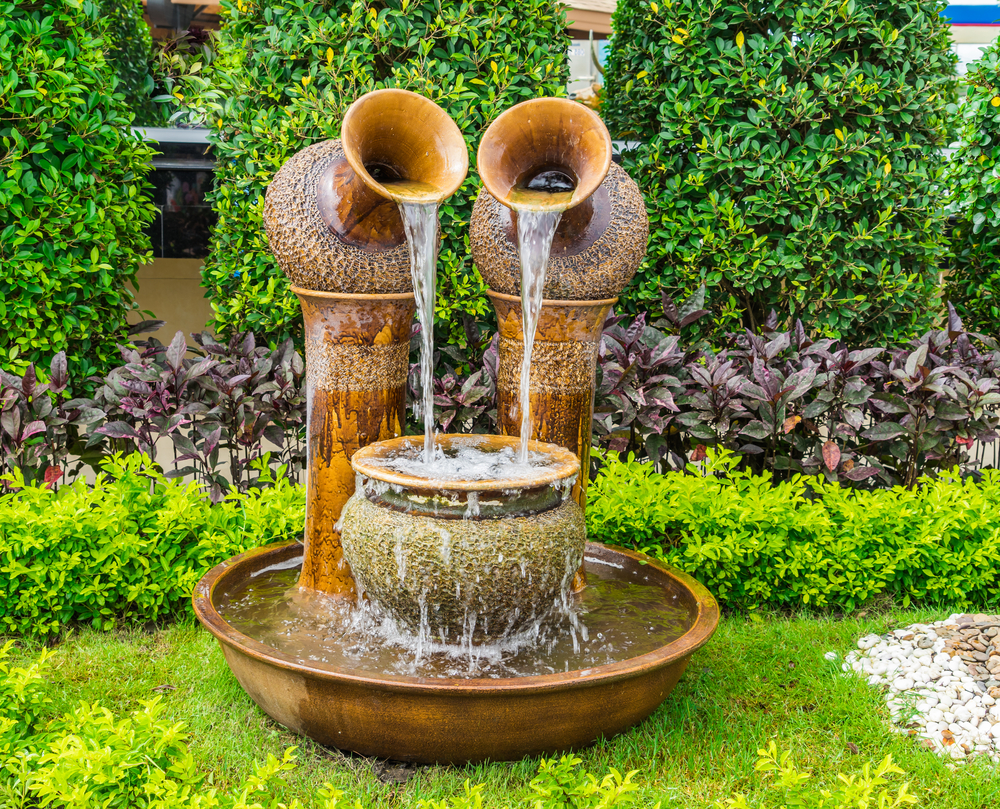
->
[603,0,957,342]
[0,684,312,808]
[945,44,1000,336]
[716,742,917,809]
[98,0,160,125]
[0,0,156,384]
[187,0,569,347]
[587,450,1000,611]
[0,454,304,637]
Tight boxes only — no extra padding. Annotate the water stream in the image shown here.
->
[515,209,561,463]
[399,202,439,464]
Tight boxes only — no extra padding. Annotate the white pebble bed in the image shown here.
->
[839,615,1000,763]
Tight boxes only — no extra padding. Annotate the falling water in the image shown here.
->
[399,202,439,464]
[515,209,561,463]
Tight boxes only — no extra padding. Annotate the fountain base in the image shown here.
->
[193,541,718,764]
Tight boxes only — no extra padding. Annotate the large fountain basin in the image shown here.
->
[193,540,719,764]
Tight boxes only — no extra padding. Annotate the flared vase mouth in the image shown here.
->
[350,433,580,494]
[476,97,612,213]
[341,88,469,205]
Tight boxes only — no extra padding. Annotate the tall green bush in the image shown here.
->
[98,0,161,125]
[603,0,957,342]
[945,43,1000,336]
[189,0,569,347]
[0,0,155,383]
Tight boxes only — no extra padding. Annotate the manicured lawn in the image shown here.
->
[14,609,1000,807]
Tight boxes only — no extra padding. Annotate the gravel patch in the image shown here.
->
[841,613,1000,762]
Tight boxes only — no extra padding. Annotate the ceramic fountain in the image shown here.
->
[193,89,718,764]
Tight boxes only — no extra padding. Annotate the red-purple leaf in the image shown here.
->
[96,421,140,440]
[19,420,47,441]
[822,440,841,471]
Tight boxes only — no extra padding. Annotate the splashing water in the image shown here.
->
[399,202,439,464]
[516,210,561,463]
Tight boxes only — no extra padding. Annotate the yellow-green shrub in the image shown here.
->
[0,454,304,637]
[587,450,1000,610]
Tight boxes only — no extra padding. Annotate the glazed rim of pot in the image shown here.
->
[350,433,580,492]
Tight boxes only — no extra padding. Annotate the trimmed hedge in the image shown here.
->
[587,451,1000,611]
[0,454,304,637]
[603,0,958,342]
[0,0,156,384]
[190,0,569,347]
[945,42,1000,336]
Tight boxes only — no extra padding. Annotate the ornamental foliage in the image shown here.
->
[188,0,569,347]
[588,450,1000,611]
[603,0,958,343]
[0,0,155,383]
[945,42,1000,336]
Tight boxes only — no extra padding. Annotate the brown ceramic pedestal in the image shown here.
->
[489,290,614,508]
[294,287,415,596]
[193,540,719,764]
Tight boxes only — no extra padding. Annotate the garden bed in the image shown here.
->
[5,611,998,807]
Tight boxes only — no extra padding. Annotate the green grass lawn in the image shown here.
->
[12,609,1000,808]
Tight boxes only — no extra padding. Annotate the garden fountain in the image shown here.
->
[193,90,718,764]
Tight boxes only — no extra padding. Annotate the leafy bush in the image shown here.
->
[0,687,314,808]
[945,43,1000,335]
[91,330,307,498]
[594,304,1000,487]
[0,453,304,637]
[0,0,156,384]
[587,450,1000,611]
[603,0,957,342]
[716,742,917,809]
[0,331,307,497]
[98,0,160,125]
[184,0,569,347]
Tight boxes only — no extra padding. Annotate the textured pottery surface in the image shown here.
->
[340,494,585,639]
[264,139,411,293]
[471,163,648,300]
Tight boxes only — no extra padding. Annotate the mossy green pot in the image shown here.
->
[339,434,586,641]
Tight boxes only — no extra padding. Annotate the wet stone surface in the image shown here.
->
[841,614,1000,763]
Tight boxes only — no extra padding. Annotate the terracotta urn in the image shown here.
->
[261,89,468,597]
[338,434,586,640]
[470,98,649,506]
[470,97,648,300]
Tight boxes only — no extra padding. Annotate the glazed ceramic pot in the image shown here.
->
[294,288,415,596]
[338,434,586,640]
[264,88,468,293]
[470,96,648,300]
[489,292,614,508]
[471,162,648,300]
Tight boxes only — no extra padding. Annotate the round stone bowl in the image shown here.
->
[340,434,585,641]
[193,540,719,764]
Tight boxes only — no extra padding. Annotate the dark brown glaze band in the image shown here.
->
[192,541,720,764]
[295,288,415,597]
